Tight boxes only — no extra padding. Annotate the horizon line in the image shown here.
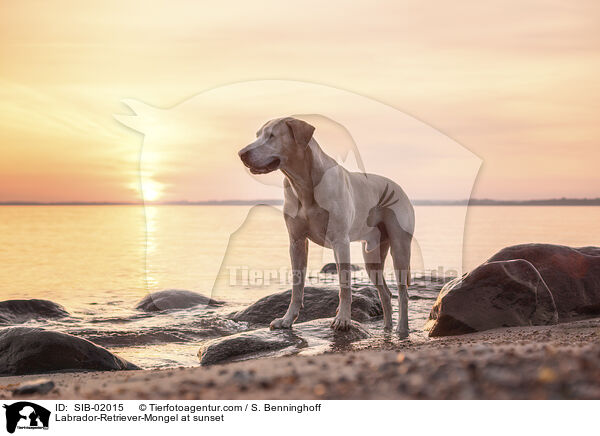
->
[1,197,600,206]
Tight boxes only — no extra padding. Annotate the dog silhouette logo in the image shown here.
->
[3,402,50,434]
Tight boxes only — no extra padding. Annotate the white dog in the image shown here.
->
[239,117,414,336]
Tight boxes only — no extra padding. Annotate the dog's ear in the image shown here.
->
[286,118,315,147]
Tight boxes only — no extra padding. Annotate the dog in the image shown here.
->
[238,117,414,336]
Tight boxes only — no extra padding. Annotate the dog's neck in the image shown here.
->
[281,139,338,206]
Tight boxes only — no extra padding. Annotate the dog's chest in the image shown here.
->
[297,204,331,247]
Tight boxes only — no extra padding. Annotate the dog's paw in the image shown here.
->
[270,317,294,330]
[330,315,352,331]
[396,327,409,339]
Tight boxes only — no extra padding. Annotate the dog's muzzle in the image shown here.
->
[239,150,280,174]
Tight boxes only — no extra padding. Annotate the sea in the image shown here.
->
[1,205,598,368]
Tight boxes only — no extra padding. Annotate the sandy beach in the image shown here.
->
[2,318,599,400]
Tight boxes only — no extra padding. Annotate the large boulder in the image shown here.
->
[577,246,600,256]
[488,244,600,320]
[426,259,558,336]
[135,289,223,312]
[0,299,69,325]
[426,244,600,336]
[229,286,382,324]
[198,318,370,365]
[0,327,140,375]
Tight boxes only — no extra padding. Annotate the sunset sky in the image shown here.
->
[1,0,598,202]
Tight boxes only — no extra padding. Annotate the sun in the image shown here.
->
[141,179,163,202]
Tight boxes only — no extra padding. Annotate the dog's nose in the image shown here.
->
[239,149,251,163]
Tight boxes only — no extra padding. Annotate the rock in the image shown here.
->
[488,244,600,320]
[426,259,558,336]
[0,299,69,325]
[199,331,300,366]
[577,246,600,256]
[135,289,223,312]
[426,243,600,336]
[319,263,361,274]
[198,318,370,365]
[229,286,382,325]
[12,379,55,396]
[0,327,140,376]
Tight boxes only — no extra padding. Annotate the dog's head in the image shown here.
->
[238,117,315,174]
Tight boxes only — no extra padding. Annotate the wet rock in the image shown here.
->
[427,243,600,336]
[135,289,224,312]
[426,259,558,337]
[199,333,298,366]
[229,286,382,325]
[12,379,55,396]
[0,327,140,376]
[0,299,69,325]
[199,318,370,365]
[319,263,361,274]
[488,244,600,320]
[577,246,600,256]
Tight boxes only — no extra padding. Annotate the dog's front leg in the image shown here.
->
[331,240,352,331]
[270,237,308,329]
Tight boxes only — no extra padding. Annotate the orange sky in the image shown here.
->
[1,0,599,202]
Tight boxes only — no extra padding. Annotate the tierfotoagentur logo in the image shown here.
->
[2,402,50,434]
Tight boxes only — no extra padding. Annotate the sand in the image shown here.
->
[1,318,600,400]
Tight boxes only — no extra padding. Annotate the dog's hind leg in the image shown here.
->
[362,240,393,330]
[390,231,412,338]
[270,237,308,329]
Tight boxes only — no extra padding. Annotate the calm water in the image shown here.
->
[1,205,599,368]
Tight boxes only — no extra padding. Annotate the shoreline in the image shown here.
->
[2,318,599,400]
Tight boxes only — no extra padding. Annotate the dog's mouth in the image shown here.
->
[247,158,281,175]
